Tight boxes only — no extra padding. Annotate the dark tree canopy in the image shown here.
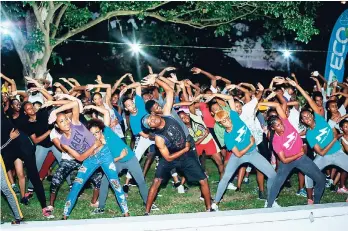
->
[1,1,321,79]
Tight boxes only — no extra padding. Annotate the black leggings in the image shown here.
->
[2,133,47,209]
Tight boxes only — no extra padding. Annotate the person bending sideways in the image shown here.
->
[260,101,325,207]
[212,109,276,209]
[141,75,214,214]
[49,100,129,219]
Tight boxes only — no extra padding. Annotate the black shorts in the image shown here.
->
[155,150,206,183]
[208,127,222,149]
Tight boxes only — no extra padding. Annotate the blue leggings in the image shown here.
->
[63,147,128,216]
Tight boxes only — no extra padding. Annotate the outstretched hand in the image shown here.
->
[191,67,202,74]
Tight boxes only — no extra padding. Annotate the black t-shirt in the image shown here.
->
[20,108,52,148]
[1,109,15,146]
[154,116,186,154]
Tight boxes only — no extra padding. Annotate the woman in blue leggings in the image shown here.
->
[49,100,129,219]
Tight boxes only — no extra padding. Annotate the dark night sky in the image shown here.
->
[1,1,347,90]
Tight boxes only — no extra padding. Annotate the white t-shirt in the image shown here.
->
[50,128,73,161]
[328,105,346,130]
[288,107,305,138]
[240,97,263,145]
[28,92,45,104]
[102,103,124,138]
[284,90,292,101]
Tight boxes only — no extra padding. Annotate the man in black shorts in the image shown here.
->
[141,74,213,215]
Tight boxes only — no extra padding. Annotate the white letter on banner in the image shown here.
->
[330,52,344,70]
[333,40,345,56]
[336,27,348,44]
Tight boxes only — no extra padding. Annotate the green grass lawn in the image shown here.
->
[1,158,347,222]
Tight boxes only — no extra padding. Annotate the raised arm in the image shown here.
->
[155,78,174,116]
[49,101,80,125]
[112,73,129,94]
[258,101,287,119]
[215,76,231,85]
[120,82,141,97]
[287,78,321,115]
[53,82,69,94]
[84,105,111,126]
[236,84,251,103]
[333,92,348,108]
[1,73,17,92]
[191,67,217,88]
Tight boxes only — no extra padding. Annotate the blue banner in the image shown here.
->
[324,9,348,83]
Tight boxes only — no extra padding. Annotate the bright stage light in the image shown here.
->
[0,21,11,35]
[129,43,141,53]
[282,49,291,58]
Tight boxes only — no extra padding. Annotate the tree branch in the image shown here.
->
[31,2,47,35]
[51,4,68,38]
[54,10,142,47]
[146,1,171,11]
[45,1,56,31]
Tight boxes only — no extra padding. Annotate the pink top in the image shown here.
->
[199,103,215,128]
[272,118,303,158]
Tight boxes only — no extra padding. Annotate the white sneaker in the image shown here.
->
[211,203,219,211]
[264,201,281,208]
[151,204,160,211]
[177,185,185,194]
[227,183,237,190]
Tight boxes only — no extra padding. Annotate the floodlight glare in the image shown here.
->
[0,21,11,35]
[130,43,141,53]
[0,27,10,35]
[283,49,291,58]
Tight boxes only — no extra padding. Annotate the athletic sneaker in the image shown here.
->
[11,184,20,194]
[307,199,314,205]
[47,205,54,211]
[243,177,249,184]
[337,186,348,194]
[296,188,307,198]
[177,185,185,194]
[42,207,54,219]
[235,187,241,192]
[227,183,237,190]
[211,203,219,211]
[91,208,104,215]
[258,190,267,200]
[90,201,99,208]
[264,201,281,208]
[20,197,29,205]
[330,184,337,192]
[24,192,33,199]
[151,204,160,211]
[325,179,333,188]
[11,219,22,225]
[128,179,137,187]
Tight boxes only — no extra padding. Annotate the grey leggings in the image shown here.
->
[215,149,276,203]
[1,156,23,220]
[268,155,326,207]
[98,156,148,209]
[305,149,348,188]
